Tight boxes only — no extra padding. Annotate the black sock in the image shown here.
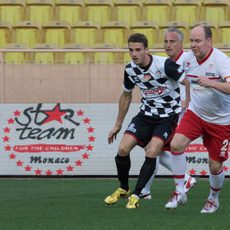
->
[115,154,131,191]
[133,157,156,196]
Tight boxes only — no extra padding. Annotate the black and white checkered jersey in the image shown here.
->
[124,55,185,118]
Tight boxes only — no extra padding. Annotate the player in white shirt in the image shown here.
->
[140,27,196,200]
[165,25,230,213]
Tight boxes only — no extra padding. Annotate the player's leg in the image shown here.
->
[201,123,229,213]
[104,133,137,205]
[140,157,159,199]
[165,110,202,209]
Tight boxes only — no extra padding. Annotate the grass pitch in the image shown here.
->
[0,178,229,230]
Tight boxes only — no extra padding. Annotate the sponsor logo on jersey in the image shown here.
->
[143,74,152,81]
[205,72,215,77]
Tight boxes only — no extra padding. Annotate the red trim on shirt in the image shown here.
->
[174,50,184,62]
[196,47,213,65]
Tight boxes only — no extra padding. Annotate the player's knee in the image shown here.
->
[170,138,185,153]
[118,145,130,157]
[209,160,223,174]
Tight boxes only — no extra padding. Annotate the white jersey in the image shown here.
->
[175,51,187,102]
[183,48,230,125]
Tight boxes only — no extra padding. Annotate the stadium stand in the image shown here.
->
[202,0,230,25]
[142,0,172,26]
[85,0,113,26]
[12,20,41,48]
[113,0,142,26]
[101,21,129,48]
[33,43,57,64]
[63,43,88,64]
[4,43,27,64]
[0,0,25,26]
[0,21,11,48]
[55,0,84,25]
[26,0,54,25]
[71,21,100,48]
[215,42,230,57]
[43,21,70,48]
[93,43,117,64]
[218,21,230,44]
[172,0,201,26]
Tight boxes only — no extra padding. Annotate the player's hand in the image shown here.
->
[107,125,122,144]
[197,76,214,88]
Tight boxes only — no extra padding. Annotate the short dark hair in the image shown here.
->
[165,26,184,42]
[128,33,148,48]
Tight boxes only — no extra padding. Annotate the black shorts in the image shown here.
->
[125,112,179,148]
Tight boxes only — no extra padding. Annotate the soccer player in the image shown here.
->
[165,25,230,213]
[104,33,188,208]
[140,27,196,200]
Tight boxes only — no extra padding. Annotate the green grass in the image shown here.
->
[0,178,229,230]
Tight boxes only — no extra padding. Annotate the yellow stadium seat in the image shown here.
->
[123,52,131,64]
[172,0,201,26]
[101,21,129,48]
[143,0,172,26]
[93,43,117,64]
[55,0,84,25]
[218,21,230,43]
[114,0,142,26]
[12,21,41,48]
[63,43,88,64]
[130,21,159,48]
[26,0,54,25]
[85,0,113,25]
[151,43,167,56]
[0,21,11,48]
[215,43,230,57]
[4,43,27,64]
[202,0,230,25]
[71,21,100,48]
[159,21,189,43]
[43,21,71,48]
[0,0,25,25]
[33,43,56,64]
[190,21,218,43]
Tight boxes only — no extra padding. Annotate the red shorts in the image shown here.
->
[176,110,230,162]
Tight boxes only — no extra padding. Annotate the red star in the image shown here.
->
[14,110,21,116]
[223,166,229,172]
[35,169,42,175]
[25,165,32,171]
[88,136,95,142]
[86,145,93,151]
[9,153,16,159]
[200,170,208,175]
[43,104,67,124]
[82,153,89,159]
[56,169,64,175]
[75,160,82,166]
[2,136,10,142]
[8,118,14,124]
[4,145,11,151]
[46,170,52,175]
[3,127,10,133]
[16,160,23,166]
[83,118,90,124]
[77,110,84,116]
[189,169,196,175]
[67,165,74,172]
[87,127,95,133]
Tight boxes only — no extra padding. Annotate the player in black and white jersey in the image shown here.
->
[104,33,189,208]
[140,27,196,200]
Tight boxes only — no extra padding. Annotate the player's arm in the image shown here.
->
[108,71,135,144]
[197,76,230,94]
[181,77,190,108]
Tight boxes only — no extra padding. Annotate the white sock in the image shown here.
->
[141,157,159,194]
[208,169,224,201]
[171,152,186,194]
[159,151,190,183]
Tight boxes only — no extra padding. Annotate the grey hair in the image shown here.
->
[164,26,184,42]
